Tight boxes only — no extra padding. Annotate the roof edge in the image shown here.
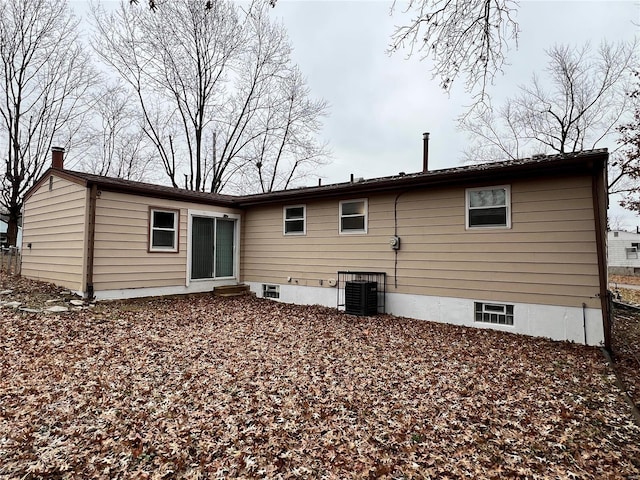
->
[236,149,608,206]
[23,149,608,209]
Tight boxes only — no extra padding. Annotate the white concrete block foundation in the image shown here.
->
[247,282,605,346]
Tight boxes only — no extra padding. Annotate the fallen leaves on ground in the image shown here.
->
[0,273,73,308]
[1,275,639,479]
[615,287,640,306]
[612,307,640,406]
[610,274,640,287]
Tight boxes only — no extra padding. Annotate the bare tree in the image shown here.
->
[389,0,519,105]
[91,0,328,194]
[461,41,638,162]
[608,213,630,232]
[0,0,97,246]
[614,70,640,211]
[77,82,156,182]
[224,67,329,194]
[132,0,519,105]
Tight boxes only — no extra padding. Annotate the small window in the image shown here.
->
[284,205,306,235]
[149,208,178,252]
[263,284,280,299]
[614,231,619,237]
[340,199,367,234]
[626,247,638,259]
[466,186,510,229]
[475,302,514,325]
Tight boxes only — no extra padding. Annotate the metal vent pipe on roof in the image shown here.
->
[423,132,430,172]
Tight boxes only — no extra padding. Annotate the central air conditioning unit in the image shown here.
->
[345,280,378,316]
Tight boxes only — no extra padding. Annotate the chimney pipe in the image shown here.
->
[52,147,65,170]
[422,132,430,172]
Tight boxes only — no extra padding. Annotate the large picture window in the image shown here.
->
[466,186,510,229]
[284,205,306,235]
[340,199,367,234]
[149,208,179,252]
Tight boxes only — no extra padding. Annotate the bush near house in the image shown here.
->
[0,273,639,478]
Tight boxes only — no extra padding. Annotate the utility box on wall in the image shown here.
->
[345,280,378,316]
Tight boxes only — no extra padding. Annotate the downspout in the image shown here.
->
[591,162,611,351]
[582,302,587,345]
[85,184,98,300]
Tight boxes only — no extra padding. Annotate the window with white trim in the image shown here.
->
[626,247,638,259]
[284,205,306,235]
[466,186,511,229]
[149,208,178,252]
[340,199,367,233]
[475,302,514,325]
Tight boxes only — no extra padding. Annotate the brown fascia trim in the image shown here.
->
[236,150,609,207]
[97,182,238,208]
[25,169,239,208]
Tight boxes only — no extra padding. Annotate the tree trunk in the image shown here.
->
[6,208,20,247]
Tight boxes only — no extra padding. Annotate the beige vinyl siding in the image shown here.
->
[241,174,601,309]
[21,175,88,291]
[92,191,240,292]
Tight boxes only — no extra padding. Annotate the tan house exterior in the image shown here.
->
[21,149,610,347]
[22,170,241,299]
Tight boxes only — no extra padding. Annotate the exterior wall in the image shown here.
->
[607,230,640,271]
[21,175,88,292]
[92,191,241,294]
[241,174,602,341]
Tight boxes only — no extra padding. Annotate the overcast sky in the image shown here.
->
[265,0,638,224]
[72,1,638,223]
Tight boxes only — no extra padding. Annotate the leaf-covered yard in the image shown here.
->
[1,275,639,479]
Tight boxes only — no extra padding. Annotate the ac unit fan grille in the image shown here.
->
[345,280,377,316]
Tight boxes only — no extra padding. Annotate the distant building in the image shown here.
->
[608,230,640,275]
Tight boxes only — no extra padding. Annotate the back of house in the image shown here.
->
[240,150,609,347]
[21,148,610,347]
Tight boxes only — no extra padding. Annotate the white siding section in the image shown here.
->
[607,230,640,268]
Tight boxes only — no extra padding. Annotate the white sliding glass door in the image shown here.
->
[190,215,237,280]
